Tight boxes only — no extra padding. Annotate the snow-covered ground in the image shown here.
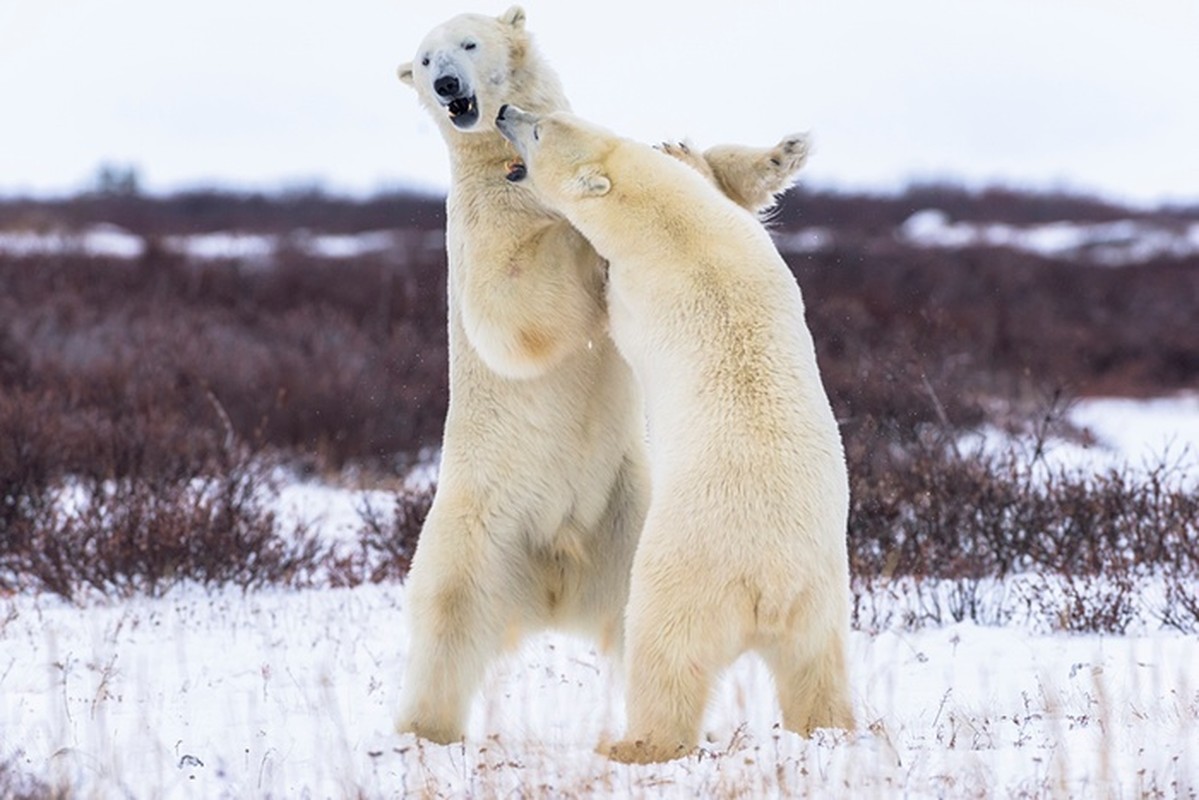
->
[964,394,1199,487]
[4,587,1197,798]
[2,398,1197,797]
[1065,395,1199,476]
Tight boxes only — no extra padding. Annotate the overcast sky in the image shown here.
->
[2,1,1197,205]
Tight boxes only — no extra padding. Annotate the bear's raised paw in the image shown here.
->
[768,133,811,172]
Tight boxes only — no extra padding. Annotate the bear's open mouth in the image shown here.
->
[446,95,479,129]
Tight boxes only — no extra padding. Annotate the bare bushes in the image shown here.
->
[3,188,1197,621]
[0,249,448,474]
[329,489,432,587]
[0,374,429,600]
[5,464,326,601]
[846,423,1199,634]
[0,391,328,600]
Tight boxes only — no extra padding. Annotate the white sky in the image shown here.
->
[2,0,1197,204]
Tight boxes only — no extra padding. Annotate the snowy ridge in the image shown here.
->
[0,223,146,259]
[899,209,1199,266]
[0,226,446,263]
[4,218,1197,265]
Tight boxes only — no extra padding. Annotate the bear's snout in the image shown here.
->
[434,75,461,98]
[496,104,536,128]
[497,104,520,126]
[496,104,535,153]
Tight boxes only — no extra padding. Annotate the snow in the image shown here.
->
[963,394,1199,485]
[0,228,446,264]
[2,589,1196,797]
[2,400,1198,796]
[1066,395,1199,478]
[900,209,1199,265]
[274,481,392,548]
[302,231,402,260]
[0,224,146,260]
[164,233,277,263]
[82,223,148,260]
[1069,396,1199,457]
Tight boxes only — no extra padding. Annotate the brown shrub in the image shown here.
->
[845,407,1199,633]
[330,489,433,587]
[1,446,328,601]
[0,247,448,473]
[2,186,1197,622]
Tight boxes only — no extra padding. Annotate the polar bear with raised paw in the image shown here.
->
[393,6,811,745]
[498,104,855,764]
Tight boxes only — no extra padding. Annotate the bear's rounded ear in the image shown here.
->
[396,62,415,86]
[573,167,611,198]
[499,6,526,30]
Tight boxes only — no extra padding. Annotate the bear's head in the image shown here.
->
[397,6,528,134]
[496,105,615,206]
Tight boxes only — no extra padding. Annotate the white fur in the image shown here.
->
[394,7,816,746]
[504,110,855,763]
[394,8,648,745]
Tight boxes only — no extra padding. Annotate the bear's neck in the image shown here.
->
[445,132,524,182]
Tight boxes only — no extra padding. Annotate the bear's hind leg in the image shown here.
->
[396,506,516,744]
[759,627,855,737]
[607,568,742,764]
[397,580,506,743]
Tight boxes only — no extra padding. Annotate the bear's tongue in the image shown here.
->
[447,97,475,118]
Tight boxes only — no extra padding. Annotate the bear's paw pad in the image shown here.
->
[771,134,812,167]
[605,738,690,765]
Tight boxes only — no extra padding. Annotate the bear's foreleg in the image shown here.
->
[659,133,811,215]
[460,220,606,379]
[654,140,717,184]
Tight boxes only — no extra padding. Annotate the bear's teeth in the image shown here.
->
[448,97,474,118]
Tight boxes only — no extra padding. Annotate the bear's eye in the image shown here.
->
[462,41,476,51]
[533,125,540,142]
[420,56,430,67]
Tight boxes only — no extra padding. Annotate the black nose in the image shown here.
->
[434,75,460,98]
[497,104,509,121]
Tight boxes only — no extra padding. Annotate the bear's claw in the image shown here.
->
[774,133,811,164]
[395,717,465,746]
